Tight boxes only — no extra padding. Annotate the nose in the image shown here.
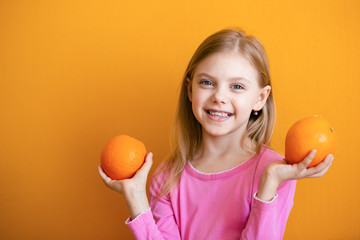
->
[212,87,228,104]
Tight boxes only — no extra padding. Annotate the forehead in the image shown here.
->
[194,51,259,83]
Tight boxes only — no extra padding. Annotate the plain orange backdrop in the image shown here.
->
[1,0,359,239]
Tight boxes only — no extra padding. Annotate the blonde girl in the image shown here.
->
[99,28,333,240]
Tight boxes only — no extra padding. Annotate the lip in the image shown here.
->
[205,109,234,122]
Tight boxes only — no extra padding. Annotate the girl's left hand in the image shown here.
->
[266,150,334,185]
[257,150,334,201]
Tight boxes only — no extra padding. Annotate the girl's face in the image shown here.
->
[187,51,270,139]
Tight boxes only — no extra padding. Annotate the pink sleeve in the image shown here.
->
[126,172,181,240]
[241,179,297,240]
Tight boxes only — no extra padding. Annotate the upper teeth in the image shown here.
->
[209,111,231,117]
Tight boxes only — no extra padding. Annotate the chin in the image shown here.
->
[203,128,231,137]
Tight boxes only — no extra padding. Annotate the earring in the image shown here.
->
[253,111,258,116]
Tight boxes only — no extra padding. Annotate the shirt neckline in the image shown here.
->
[185,146,265,180]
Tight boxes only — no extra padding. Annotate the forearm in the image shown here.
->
[241,177,296,240]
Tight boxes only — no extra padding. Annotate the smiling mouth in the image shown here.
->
[206,110,233,117]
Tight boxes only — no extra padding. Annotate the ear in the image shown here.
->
[253,85,271,111]
[187,77,192,102]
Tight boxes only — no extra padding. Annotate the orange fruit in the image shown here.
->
[100,135,147,180]
[285,116,337,168]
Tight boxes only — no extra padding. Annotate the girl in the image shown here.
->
[99,28,333,240]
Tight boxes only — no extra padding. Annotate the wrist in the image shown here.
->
[257,171,281,202]
[124,190,149,220]
[263,166,283,186]
[254,191,278,203]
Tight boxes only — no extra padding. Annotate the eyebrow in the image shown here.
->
[195,72,251,84]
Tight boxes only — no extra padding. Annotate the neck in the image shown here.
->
[189,130,258,173]
[195,130,256,160]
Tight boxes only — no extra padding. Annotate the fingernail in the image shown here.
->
[148,152,153,158]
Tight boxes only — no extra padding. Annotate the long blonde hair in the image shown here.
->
[153,27,275,198]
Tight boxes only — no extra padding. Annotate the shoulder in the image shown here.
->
[257,145,296,188]
[251,145,285,183]
[251,145,296,198]
[149,162,167,192]
[148,161,172,201]
[255,145,284,167]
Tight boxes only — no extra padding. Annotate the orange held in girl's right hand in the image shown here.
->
[285,116,338,168]
[100,135,147,180]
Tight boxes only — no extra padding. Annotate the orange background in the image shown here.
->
[1,0,359,239]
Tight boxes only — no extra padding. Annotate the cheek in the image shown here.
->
[232,98,256,113]
[190,92,207,119]
[191,98,203,115]
[191,89,207,106]
[191,102,203,125]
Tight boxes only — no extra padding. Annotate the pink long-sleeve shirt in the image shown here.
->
[126,145,297,240]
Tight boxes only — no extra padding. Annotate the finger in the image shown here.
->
[98,165,112,184]
[301,154,333,177]
[312,154,333,171]
[310,161,332,178]
[307,154,334,178]
[135,152,153,177]
[299,150,317,169]
[307,161,331,178]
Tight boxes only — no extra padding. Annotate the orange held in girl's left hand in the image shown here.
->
[285,116,337,168]
[100,135,147,180]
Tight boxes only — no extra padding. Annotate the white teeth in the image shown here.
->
[208,111,231,117]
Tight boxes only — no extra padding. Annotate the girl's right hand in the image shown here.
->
[98,153,153,219]
[98,152,153,195]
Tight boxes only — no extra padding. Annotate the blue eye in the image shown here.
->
[200,80,213,86]
[232,84,244,90]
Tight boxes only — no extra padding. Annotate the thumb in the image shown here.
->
[135,152,153,177]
